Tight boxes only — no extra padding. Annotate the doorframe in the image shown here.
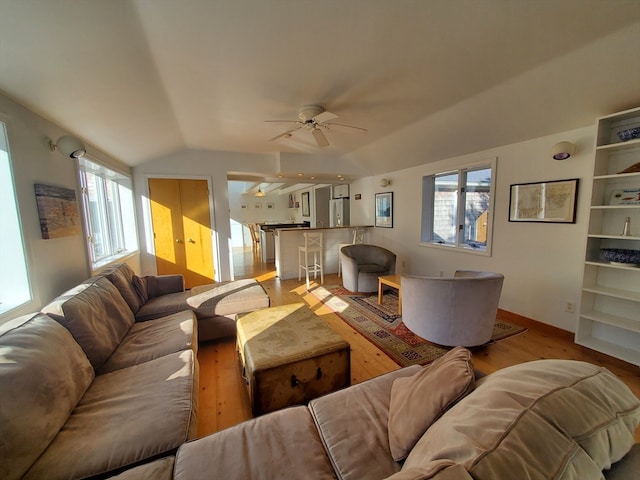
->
[142,174,221,282]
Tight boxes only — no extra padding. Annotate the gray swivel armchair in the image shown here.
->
[401,271,504,347]
[340,244,396,293]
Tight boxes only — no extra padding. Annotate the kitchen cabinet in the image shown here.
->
[333,184,349,198]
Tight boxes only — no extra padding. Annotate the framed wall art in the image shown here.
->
[509,178,579,223]
[34,183,81,239]
[375,192,393,227]
[301,191,310,217]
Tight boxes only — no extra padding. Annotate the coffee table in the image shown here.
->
[378,274,402,314]
[236,303,350,415]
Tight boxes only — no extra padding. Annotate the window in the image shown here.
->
[78,157,138,269]
[0,122,32,315]
[421,159,496,254]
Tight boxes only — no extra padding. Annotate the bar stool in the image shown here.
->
[338,229,365,277]
[298,232,324,290]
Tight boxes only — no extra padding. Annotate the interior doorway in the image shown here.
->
[148,178,214,288]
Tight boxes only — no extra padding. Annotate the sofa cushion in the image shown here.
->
[42,277,135,370]
[309,365,422,480]
[98,310,197,374]
[174,406,336,480]
[102,263,143,313]
[132,274,184,303]
[359,264,389,273]
[187,279,270,317]
[388,347,475,461]
[402,360,640,480]
[23,350,198,480]
[384,464,472,480]
[106,457,175,480]
[0,314,94,480]
[135,290,194,321]
[135,279,270,322]
[132,274,150,303]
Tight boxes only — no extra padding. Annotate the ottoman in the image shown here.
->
[236,303,350,416]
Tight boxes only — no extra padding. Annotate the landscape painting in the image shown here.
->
[34,183,81,239]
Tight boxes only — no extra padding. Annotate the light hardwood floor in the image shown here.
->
[197,246,640,441]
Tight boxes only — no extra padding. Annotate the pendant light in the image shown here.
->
[255,185,265,197]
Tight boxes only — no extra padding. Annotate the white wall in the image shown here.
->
[0,93,131,321]
[350,126,594,332]
[228,181,294,226]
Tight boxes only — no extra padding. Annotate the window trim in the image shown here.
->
[420,157,497,256]
[77,156,139,272]
[0,120,33,317]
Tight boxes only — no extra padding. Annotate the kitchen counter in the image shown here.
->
[258,222,309,231]
[274,226,373,280]
[258,223,309,262]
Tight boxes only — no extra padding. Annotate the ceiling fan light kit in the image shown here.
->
[265,105,367,148]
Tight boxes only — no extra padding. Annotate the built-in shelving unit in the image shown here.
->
[576,106,640,366]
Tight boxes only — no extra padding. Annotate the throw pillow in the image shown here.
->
[103,263,142,313]
[132,275,162,303]
[132,275,149,304]
[388,346,475,461]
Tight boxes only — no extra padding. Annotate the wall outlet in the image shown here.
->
[564,301,576,313]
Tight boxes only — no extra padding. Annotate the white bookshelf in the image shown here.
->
[576,106,640,366]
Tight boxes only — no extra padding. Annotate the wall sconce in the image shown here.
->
[379,178,391,187]
[49,135,86,158]
[551,141,575,161]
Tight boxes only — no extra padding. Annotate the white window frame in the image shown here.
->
[78,156,139,270]
[420,158,497,256]
[0,121,33,317]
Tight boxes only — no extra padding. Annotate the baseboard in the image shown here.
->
[497,308,638,371]
[497,308,573,341]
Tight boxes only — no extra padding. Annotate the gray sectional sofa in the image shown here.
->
[124,348,639,480]
[1,275,199,480]
[0,263,270,479]
[99,263,270,341]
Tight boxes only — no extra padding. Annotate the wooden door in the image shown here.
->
[148,178,214,288]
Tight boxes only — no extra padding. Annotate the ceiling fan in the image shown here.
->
[265,105,367,148]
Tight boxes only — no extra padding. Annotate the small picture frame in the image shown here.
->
[301,192,310,217]
[509,178,579,223]
[254,202,262,209]
[267,203,274,209]
[354,193,362,200]
[241,203,247,209]
[375,192,393,228]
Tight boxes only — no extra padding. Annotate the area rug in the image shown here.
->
[306,285,526,367]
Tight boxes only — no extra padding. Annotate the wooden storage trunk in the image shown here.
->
[236,303,350,416]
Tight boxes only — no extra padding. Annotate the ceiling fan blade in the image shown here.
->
[312,128,329,148]
[322,122,368,134]
[313,110,339,124]
[269,126,302,142]
[265,120,301,125]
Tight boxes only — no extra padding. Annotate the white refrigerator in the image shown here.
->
[330,198,350,227]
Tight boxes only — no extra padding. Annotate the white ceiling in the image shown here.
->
[1,0,639,182]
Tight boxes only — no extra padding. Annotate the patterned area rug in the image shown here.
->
[306,285,526,367]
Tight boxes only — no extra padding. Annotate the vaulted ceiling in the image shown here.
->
[1,1,639,183]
